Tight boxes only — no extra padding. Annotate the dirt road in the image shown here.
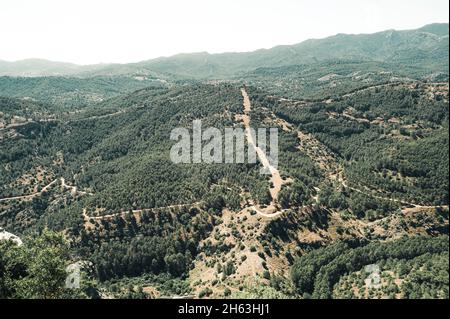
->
[240,88,284,214]
[272,112,446,210]
[0,179,58,202]
[0,177,92,203]
[83,202,203,221]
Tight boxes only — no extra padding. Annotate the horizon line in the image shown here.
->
[1,21,448,66]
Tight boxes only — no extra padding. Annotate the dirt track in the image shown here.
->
[240,88,284,215]
[0,177,92,202]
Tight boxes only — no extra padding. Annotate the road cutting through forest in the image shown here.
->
[0,179,58,202]
[0,177,92,203]
[240,88,285,215]
[271,111,446,211]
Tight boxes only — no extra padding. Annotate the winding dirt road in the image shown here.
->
[61,177,93,196]
[0,177,92,203]
[271,112,446,211]
[0,179,58,202]
[83,202,203,221]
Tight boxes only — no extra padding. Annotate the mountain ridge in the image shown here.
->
[1,23,447,77]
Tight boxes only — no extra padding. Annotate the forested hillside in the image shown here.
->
[0,24,448,299]
[291,236,449,299]
[0,76,168,108]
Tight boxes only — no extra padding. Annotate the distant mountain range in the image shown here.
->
[1,23,448,78]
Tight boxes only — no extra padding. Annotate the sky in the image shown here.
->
[1,0,448,65]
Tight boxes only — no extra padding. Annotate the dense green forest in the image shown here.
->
[0,76,167,108]
[0,24,448,299]
[272,83,449,207]
[0,84,273,292]
[291,236,449,299]
[241,60,445,100]
[1,78,448,299]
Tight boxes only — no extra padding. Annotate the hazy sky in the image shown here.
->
[1,0,448,65]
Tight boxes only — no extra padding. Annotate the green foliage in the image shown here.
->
[0,229,78,299]
[230,284,291,299]
[275,84,449,207]
[291,236,449,299]
[0,24,448,299]
[291,242,349,294]
[0,76,166,108]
